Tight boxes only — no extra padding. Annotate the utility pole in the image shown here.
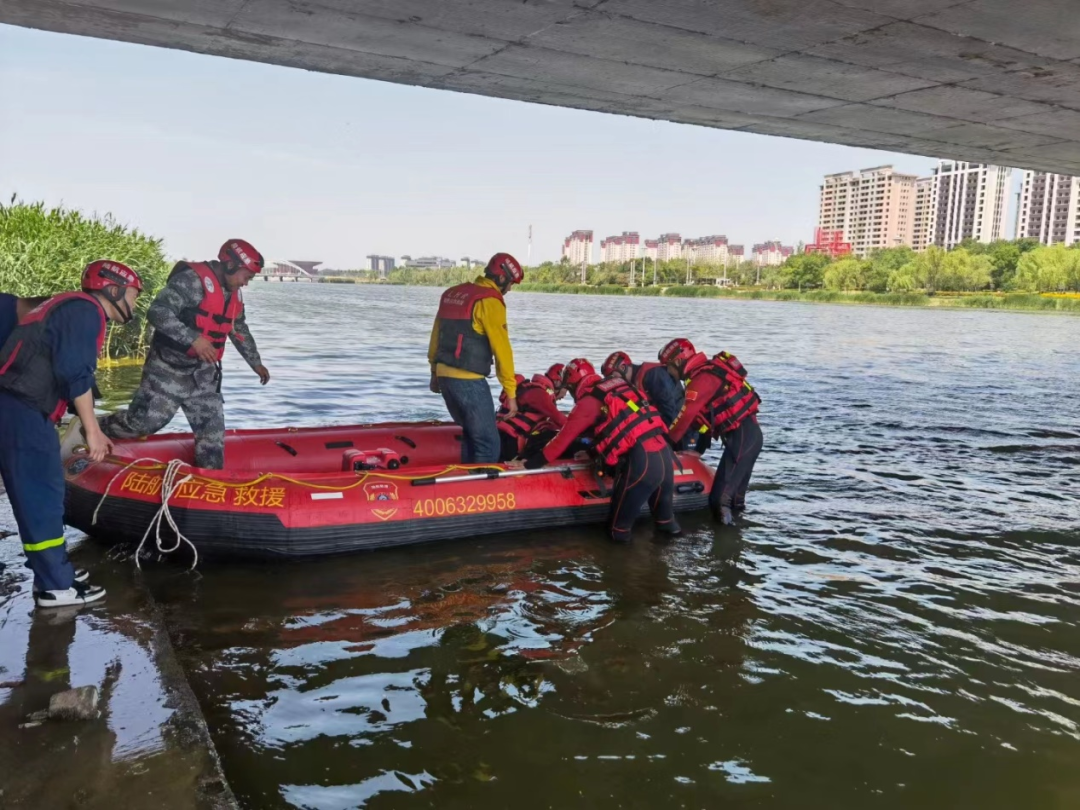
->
[685,254,691,285]
[527,225,532,265]
[653,255,657,286]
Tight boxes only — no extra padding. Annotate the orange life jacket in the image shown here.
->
[153,262,243,362]
[587,377,668,466]
[688,351,760,436]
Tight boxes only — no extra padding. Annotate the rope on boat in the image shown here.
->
[97,455,506,491]
[92,456,200,570]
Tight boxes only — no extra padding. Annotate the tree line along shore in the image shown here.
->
[3,200,1078,366]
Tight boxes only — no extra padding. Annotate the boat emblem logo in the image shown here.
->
[204,276,215,293]
[364,482,399,519]
[363,482,398,502]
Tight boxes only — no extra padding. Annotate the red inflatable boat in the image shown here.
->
[63,421,714,559]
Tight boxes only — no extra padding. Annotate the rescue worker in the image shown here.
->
[545,363,568,402]
[497,371,567,461]
[661,338,762,526]
[88,240,270,470]
[0,261,143,608]
[601,350,685,427]
[523,358,680,543]
[428,253,523,464]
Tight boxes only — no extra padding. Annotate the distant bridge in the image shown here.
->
[261,260,322,282]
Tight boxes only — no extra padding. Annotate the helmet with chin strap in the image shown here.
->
[658,338,696,369]
[219,239,264,275]
[485,252,523,288]
[601,351,632,378]
[82,260,143,323]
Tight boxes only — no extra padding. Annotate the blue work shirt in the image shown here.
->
[0,292,103,404]
[0,292,16,345]
[639,364,685,427]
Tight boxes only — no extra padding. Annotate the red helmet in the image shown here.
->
[601,351,632,378]
[561,358,597,392]
[485,252,524,287]
[659,338,697,368]
[219,239,264,275]
[545,363,565,388]
[82,260,143,292]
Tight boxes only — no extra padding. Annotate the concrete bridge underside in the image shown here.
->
[5,0,1080,173]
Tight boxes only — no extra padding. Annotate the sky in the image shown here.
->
[0,24,1015,268]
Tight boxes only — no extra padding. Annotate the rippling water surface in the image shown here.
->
[110,284,1080,808]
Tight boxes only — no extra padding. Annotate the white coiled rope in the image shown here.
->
[92,456,200,570]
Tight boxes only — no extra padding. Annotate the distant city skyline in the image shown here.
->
[0,25,1017,268]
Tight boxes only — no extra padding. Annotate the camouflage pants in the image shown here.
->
[99,352,226,469]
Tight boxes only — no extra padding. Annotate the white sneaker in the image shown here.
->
[35,583,106,609]
[33,569,89,594]
[59,416,85,461]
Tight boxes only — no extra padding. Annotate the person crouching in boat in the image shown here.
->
[601,349,687,428]
[0,261,143,608]
[85,239,271,470]
[544,363,568,401]
[428,253,523,464]
[661,338,762,526]
[497,372,568,462]
[520,358,681,543]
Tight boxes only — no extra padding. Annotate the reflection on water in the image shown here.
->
[118,286,1080,807]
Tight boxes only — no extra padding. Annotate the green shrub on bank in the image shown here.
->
[0,199,170,359]
[952,293,1080,311]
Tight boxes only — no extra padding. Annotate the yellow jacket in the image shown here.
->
[428,276,517,398]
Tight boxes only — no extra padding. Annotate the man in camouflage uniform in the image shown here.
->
[92,239,270,469]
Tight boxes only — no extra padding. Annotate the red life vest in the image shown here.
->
[497,381,554,453]
[687,351,760,436]
[152,262,243,362]
[434,282,503,376]
[587,377,668,466]
[0,292,106,421]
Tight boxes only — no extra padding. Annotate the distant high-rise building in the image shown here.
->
[683,235,733,266]
[644,239,659,261]
[927,161,1009,249]
[817,165,918,257]
[1018,171,1080,246]
[752,241,794,267]
[366,255,395,278]
[599,231,641,263]
[561,230,593,265]
[656,233,682,262]
[912,176,934,252]
[404,256,456,269]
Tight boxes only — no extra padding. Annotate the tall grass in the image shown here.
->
[0,199,170,360]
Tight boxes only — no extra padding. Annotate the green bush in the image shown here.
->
[0,199,170,360]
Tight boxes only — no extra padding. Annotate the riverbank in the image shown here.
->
[513,283,1080,313]
[314,277,1080,313]
[0,489,236,810]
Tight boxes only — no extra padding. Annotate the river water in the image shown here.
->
[101,284,1079,808]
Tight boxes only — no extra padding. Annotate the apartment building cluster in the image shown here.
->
[1016,171,1080,246]
[819,162,1010,256]
[562,230,787,267]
